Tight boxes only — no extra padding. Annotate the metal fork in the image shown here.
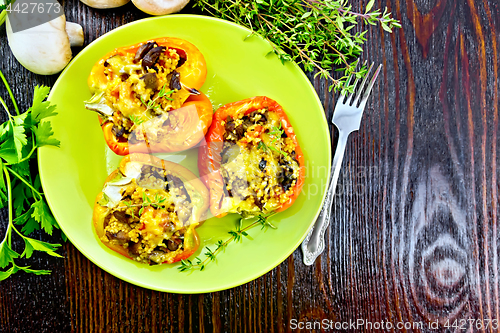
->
[301,63,382,266]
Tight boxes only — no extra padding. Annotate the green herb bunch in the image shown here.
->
[0,70,62,281]
[195,0,400,91]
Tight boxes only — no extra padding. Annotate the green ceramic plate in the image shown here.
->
[38,15,331,293]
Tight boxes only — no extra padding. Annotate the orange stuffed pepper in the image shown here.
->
[85,38,212,155]
[198,96,305,218]
[93,154,209,265]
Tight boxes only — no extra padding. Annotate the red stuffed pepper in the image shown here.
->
[85,38,212,155]
[198,96,305,218]
[93,154,209,265]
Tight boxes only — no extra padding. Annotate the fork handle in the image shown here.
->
[301,129,348,265]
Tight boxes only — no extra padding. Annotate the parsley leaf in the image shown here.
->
[0,122,8,140]
[34,121,60,147]
[31,200,57,235]
[12,184,30,216]
[0,160,6,204]
[0,266,17,280]
[0,123,21,164]
[17,266,51,275]
[12,121,27,159]
[29,86,57,125]
[12,157,31,180]
[14,207,39,235]
[23,238,62,258]
[60,230,67,242]
[0,241,19,268]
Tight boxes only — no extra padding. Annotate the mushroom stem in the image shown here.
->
[66,22,84,47]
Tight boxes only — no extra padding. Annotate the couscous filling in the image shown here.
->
[86,41,194,144]
[219,108,300,215]
[100,165,195,264]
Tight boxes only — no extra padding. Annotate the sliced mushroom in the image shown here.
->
[167,71,181,90]
[140,72,158,90]
[142,46,166,69]
[111,125,126,138]
[134,42,156,62]
[181,82,200,95]
[132,0,190,16]
[6,15,84,75]
[166,238,182,251]
[106,230,130,242]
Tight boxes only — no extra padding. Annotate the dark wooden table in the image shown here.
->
[1,0,499,332]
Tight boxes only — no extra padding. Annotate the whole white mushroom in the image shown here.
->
[132,0,190,16]
[79,0,130,9]
[6,15,84,75]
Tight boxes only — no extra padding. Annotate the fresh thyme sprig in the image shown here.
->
[195,0,400,92]
[128,115,144,125]
[139,193,167,215]
[257,141,267,152]
[117,194,168,218]
[178,214,276,272]
[139,83,174,113]
[122,201,137,219]
[269,124,284,143]
[257,133,288,157]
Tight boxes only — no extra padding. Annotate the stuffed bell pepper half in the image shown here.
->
[198,96,305,218]
[93,154,209,265]
[85,38,212,155]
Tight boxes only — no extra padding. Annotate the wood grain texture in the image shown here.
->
[1,0,499,332]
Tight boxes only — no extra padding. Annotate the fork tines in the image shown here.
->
[342,62,382,108]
